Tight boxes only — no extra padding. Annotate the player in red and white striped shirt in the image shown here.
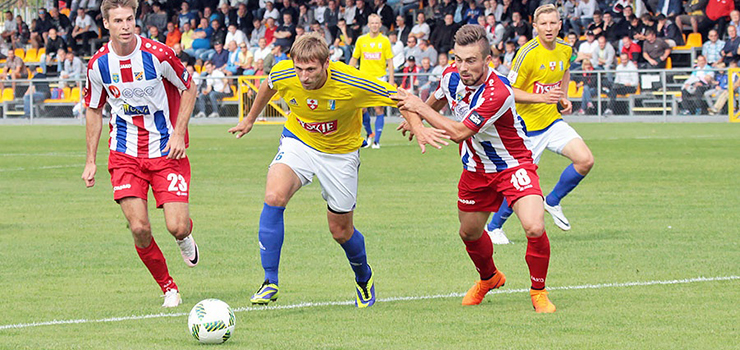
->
[81,0,199,308]
[393,25,556,313]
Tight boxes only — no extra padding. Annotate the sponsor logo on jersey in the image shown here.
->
[297,118,338,135]
[533,81,561,94]
[466,111,484,127]
[181,70,190,82]
[289,98,298,106]
[307,98,318,110]
[120,63,132,69]
[122,104,151,115]
[113,184,132,191]
[109,85,122,98]
[112,74,120,83]
[363,52,381,60]
[328,99,335,110]
[122,86,157,98]
[134,71,144,81]
[458,198,476,205]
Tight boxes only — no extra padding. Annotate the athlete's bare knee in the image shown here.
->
[167,220,191,240]
[330,224,353,244]
[574,154,594,175]
[459,228,482,241]
[523,222,545,238]
[264,191,289,207]
[129,222,152,245]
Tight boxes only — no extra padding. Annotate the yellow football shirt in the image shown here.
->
[351,33,393,79]
[268,60,398,153]
[506,36,573,132]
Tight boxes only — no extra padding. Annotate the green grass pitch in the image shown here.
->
[0,123,738,349]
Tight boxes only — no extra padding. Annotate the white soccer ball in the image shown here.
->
[187,299,236,344]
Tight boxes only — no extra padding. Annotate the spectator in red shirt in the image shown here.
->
[621,35,642,63]
[400,56,421,90]
[699,0,734,39]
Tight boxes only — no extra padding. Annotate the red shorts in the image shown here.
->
[108,151,191,208]
[457,163,542,212]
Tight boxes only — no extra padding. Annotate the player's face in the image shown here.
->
[454,43,491,86]
[534,11,561,44]
[294,59,330,90]
[104,7,136,46]
[368,16,381,34]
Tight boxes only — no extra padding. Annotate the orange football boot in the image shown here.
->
[461,271,506,305]
[530,288,556,313]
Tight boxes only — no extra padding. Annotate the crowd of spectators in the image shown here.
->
[2,0,740,117]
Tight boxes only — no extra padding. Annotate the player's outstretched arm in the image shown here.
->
[513,86,562,105]
[165,83,198,159]
[392,88,474,143]
[228,78,277,138]
[82,107,103,188]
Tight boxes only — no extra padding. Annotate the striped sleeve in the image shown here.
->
[84,59,107,109]
[267,61,295,89]
[331,64,397,108]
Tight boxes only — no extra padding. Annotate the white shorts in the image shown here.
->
[528,120,582,164]
[270,137,360,213]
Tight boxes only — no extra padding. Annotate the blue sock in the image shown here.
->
[362,111,373,136]
[374,114,385,144]
[259,203,285,285]
[487,199,513,231]
[546,164,586,207]
[340,228,372,283]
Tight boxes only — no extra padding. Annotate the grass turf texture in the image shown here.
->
[0,123,738,349]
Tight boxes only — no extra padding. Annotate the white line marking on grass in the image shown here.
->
[1,275,736,331]
[0,164,84,172]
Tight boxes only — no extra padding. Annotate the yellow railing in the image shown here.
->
[728,68,740,122]
[238,76,288,123]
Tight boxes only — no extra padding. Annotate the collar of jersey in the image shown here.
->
[108,34,142,60]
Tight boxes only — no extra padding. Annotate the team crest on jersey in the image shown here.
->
[289,98,298,106]
[549,62,556,71]
[370,43,375,48]
[456,91,465,102]
[112,74,120,83]
[328,99,336,110]
[134,72,144,81]
[307,98,318,110]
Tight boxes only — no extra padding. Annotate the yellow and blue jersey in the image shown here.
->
[268,60,398,153]
[351,33,393,79]
[506,36,572,132]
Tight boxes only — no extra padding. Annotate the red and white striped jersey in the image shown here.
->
[434,64,533,173]
[85,35,192,158]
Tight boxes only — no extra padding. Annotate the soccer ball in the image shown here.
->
[187,299,236,344]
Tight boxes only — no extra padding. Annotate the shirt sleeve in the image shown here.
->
[345,65,398,108]
[507,48,529,89]
[159,46,192,91]
[351,36,362,59]
[462,85,513,133]
[84,59,107,109]
[382,37,393,61]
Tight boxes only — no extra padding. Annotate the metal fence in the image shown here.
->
[3,67,735,122]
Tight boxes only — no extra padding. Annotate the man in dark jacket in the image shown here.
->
[430,13,459,54]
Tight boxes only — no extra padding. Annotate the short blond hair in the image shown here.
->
[289,32,330,64]
[101,0,138,20]
[533,4,559,23]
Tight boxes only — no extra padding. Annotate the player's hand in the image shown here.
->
[164,134,187,159]
[559,98,573,115]
[396,121,413,140]
[543,88,563,104]
[413,126,450,153]
[81,163,96,188]
[228,120,254,139]
[391,88,426,114]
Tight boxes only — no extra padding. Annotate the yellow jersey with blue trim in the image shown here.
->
[351,33,393,79]
[267,60,398,153]
[506,37,573,132]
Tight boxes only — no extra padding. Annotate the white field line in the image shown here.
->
[0,164,83,172]
[0,275,736,331]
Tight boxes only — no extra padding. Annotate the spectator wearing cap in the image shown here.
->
[656,14,683,47]
[400,56,421,90]
[702,29,725,66]
[575,30,599,69]
[641,28,671,69]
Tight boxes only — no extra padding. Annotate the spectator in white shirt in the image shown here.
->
[343,0,357,25]
[263,1,280,21]
[604,52,639,115]
[575,30,599,69]
[225,24,248,47]
[389,32,406,70]
[253,37,272,62]
[410,12,430,40]
[569,0,597,36]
